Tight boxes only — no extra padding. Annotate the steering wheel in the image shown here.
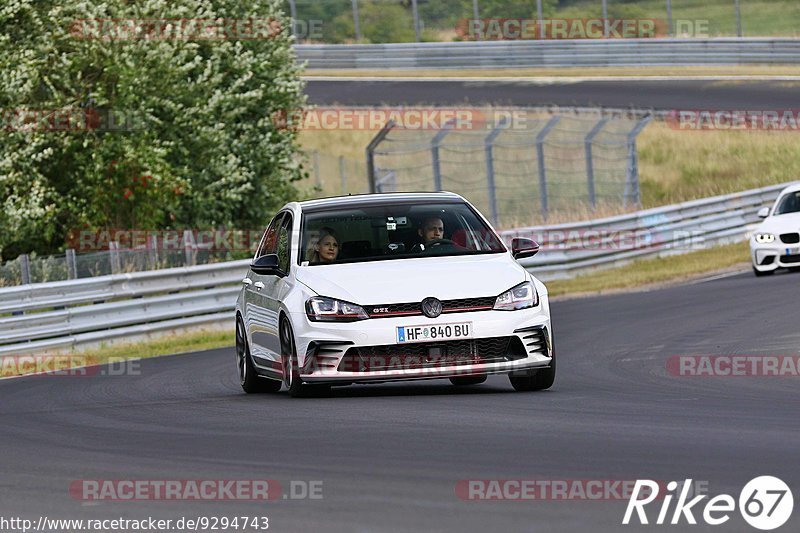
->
[426,238,456,247]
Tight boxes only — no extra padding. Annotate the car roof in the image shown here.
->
[778,183,800,196]
[296,191,465,211]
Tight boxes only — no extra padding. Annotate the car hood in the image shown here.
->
[756,212,800,234]
[295,253,528,305]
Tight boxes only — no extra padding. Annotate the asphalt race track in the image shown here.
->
[2,269,798,532]
[305,79,800,111]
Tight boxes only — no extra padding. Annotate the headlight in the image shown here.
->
[494,281,538,311]
[755,233,776,244]
[306,296,368,322]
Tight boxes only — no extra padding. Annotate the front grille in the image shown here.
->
[367,296,496,318]
[337,336,526,372]
[781,254,800,264]
[780,233,800,244]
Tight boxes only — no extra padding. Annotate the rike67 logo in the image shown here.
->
[623,476,793,530]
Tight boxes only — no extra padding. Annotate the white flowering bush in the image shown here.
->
[0,0,306,259]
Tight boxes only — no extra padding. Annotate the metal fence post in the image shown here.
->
[366,120,396,193]
[313,151,321,188]
[19,254,31,284]
[148,234,158,270]
[484,117,508,227]
[536,116,561,220]
[537,0,544,39]
[735,0,742,37]
[339,156,347,194]
[625,115,652,208]
[109,241,121,274]
[666,0,673,37]
[288,0,298,39]
[352,0,361,42]
[184,230,196,267]
[585,117,609,209]
[602,0,609,38]
[431,119,456,192]
[473,0,480,40]
[411,0,421,42]
[66,248,77,279]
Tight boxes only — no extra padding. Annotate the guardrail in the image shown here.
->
[0,260,249,356]
[501,183,789,279]
[295,38,800,69]
[0,183,789,356]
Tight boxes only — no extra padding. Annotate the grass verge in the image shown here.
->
[546,241,750,298]
[1,328,233,378]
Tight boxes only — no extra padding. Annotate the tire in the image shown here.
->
[509,335,556,392]
[449,375,487,386]
[753,267,773,277]
[236,317,281,394]
[280,316,330,398]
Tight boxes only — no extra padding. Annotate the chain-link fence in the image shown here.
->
[296,150,370,197]
[367,109,651,228]
[285,0,800,43]
[0,243,245,288]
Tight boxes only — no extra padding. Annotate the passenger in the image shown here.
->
[307,227,339,263]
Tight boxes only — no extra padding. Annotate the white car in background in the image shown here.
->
[751,183,800,276]
[234,192,555,397]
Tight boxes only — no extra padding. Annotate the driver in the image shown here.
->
[418,217,444,245]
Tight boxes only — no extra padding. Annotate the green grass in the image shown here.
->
[546,241,750,297]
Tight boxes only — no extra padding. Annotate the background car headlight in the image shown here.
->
[306,296,369,322]
[494,281,538,311]
[755,233,776,244]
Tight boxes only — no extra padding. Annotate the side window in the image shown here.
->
[277,214,292,273]
[255,213,284,258]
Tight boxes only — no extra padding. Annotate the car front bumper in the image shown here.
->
[288,307,552,384]
[751,241,800,271]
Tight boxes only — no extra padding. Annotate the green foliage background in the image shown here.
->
[0,0,306,259]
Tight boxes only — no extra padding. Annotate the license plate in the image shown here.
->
[396,322,473,343]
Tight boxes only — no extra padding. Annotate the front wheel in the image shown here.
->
[280,317,330,398]
[236,318,281,393]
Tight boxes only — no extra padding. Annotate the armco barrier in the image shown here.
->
[501,183,789,279]
[295,38,800,69]
[0,183,790,356]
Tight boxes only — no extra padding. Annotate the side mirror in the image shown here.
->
[251,254,283,276]
[757,207,770,219]
[511,238,540,259]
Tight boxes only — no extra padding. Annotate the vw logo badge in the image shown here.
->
[421,297,442,318]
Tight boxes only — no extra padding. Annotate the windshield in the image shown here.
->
[299,201,506,265]
[774,191,800,216]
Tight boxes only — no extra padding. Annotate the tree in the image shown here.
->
[0,0,306,259]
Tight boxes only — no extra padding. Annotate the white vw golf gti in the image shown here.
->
[235,192,554,397]
[751,183,800,276]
